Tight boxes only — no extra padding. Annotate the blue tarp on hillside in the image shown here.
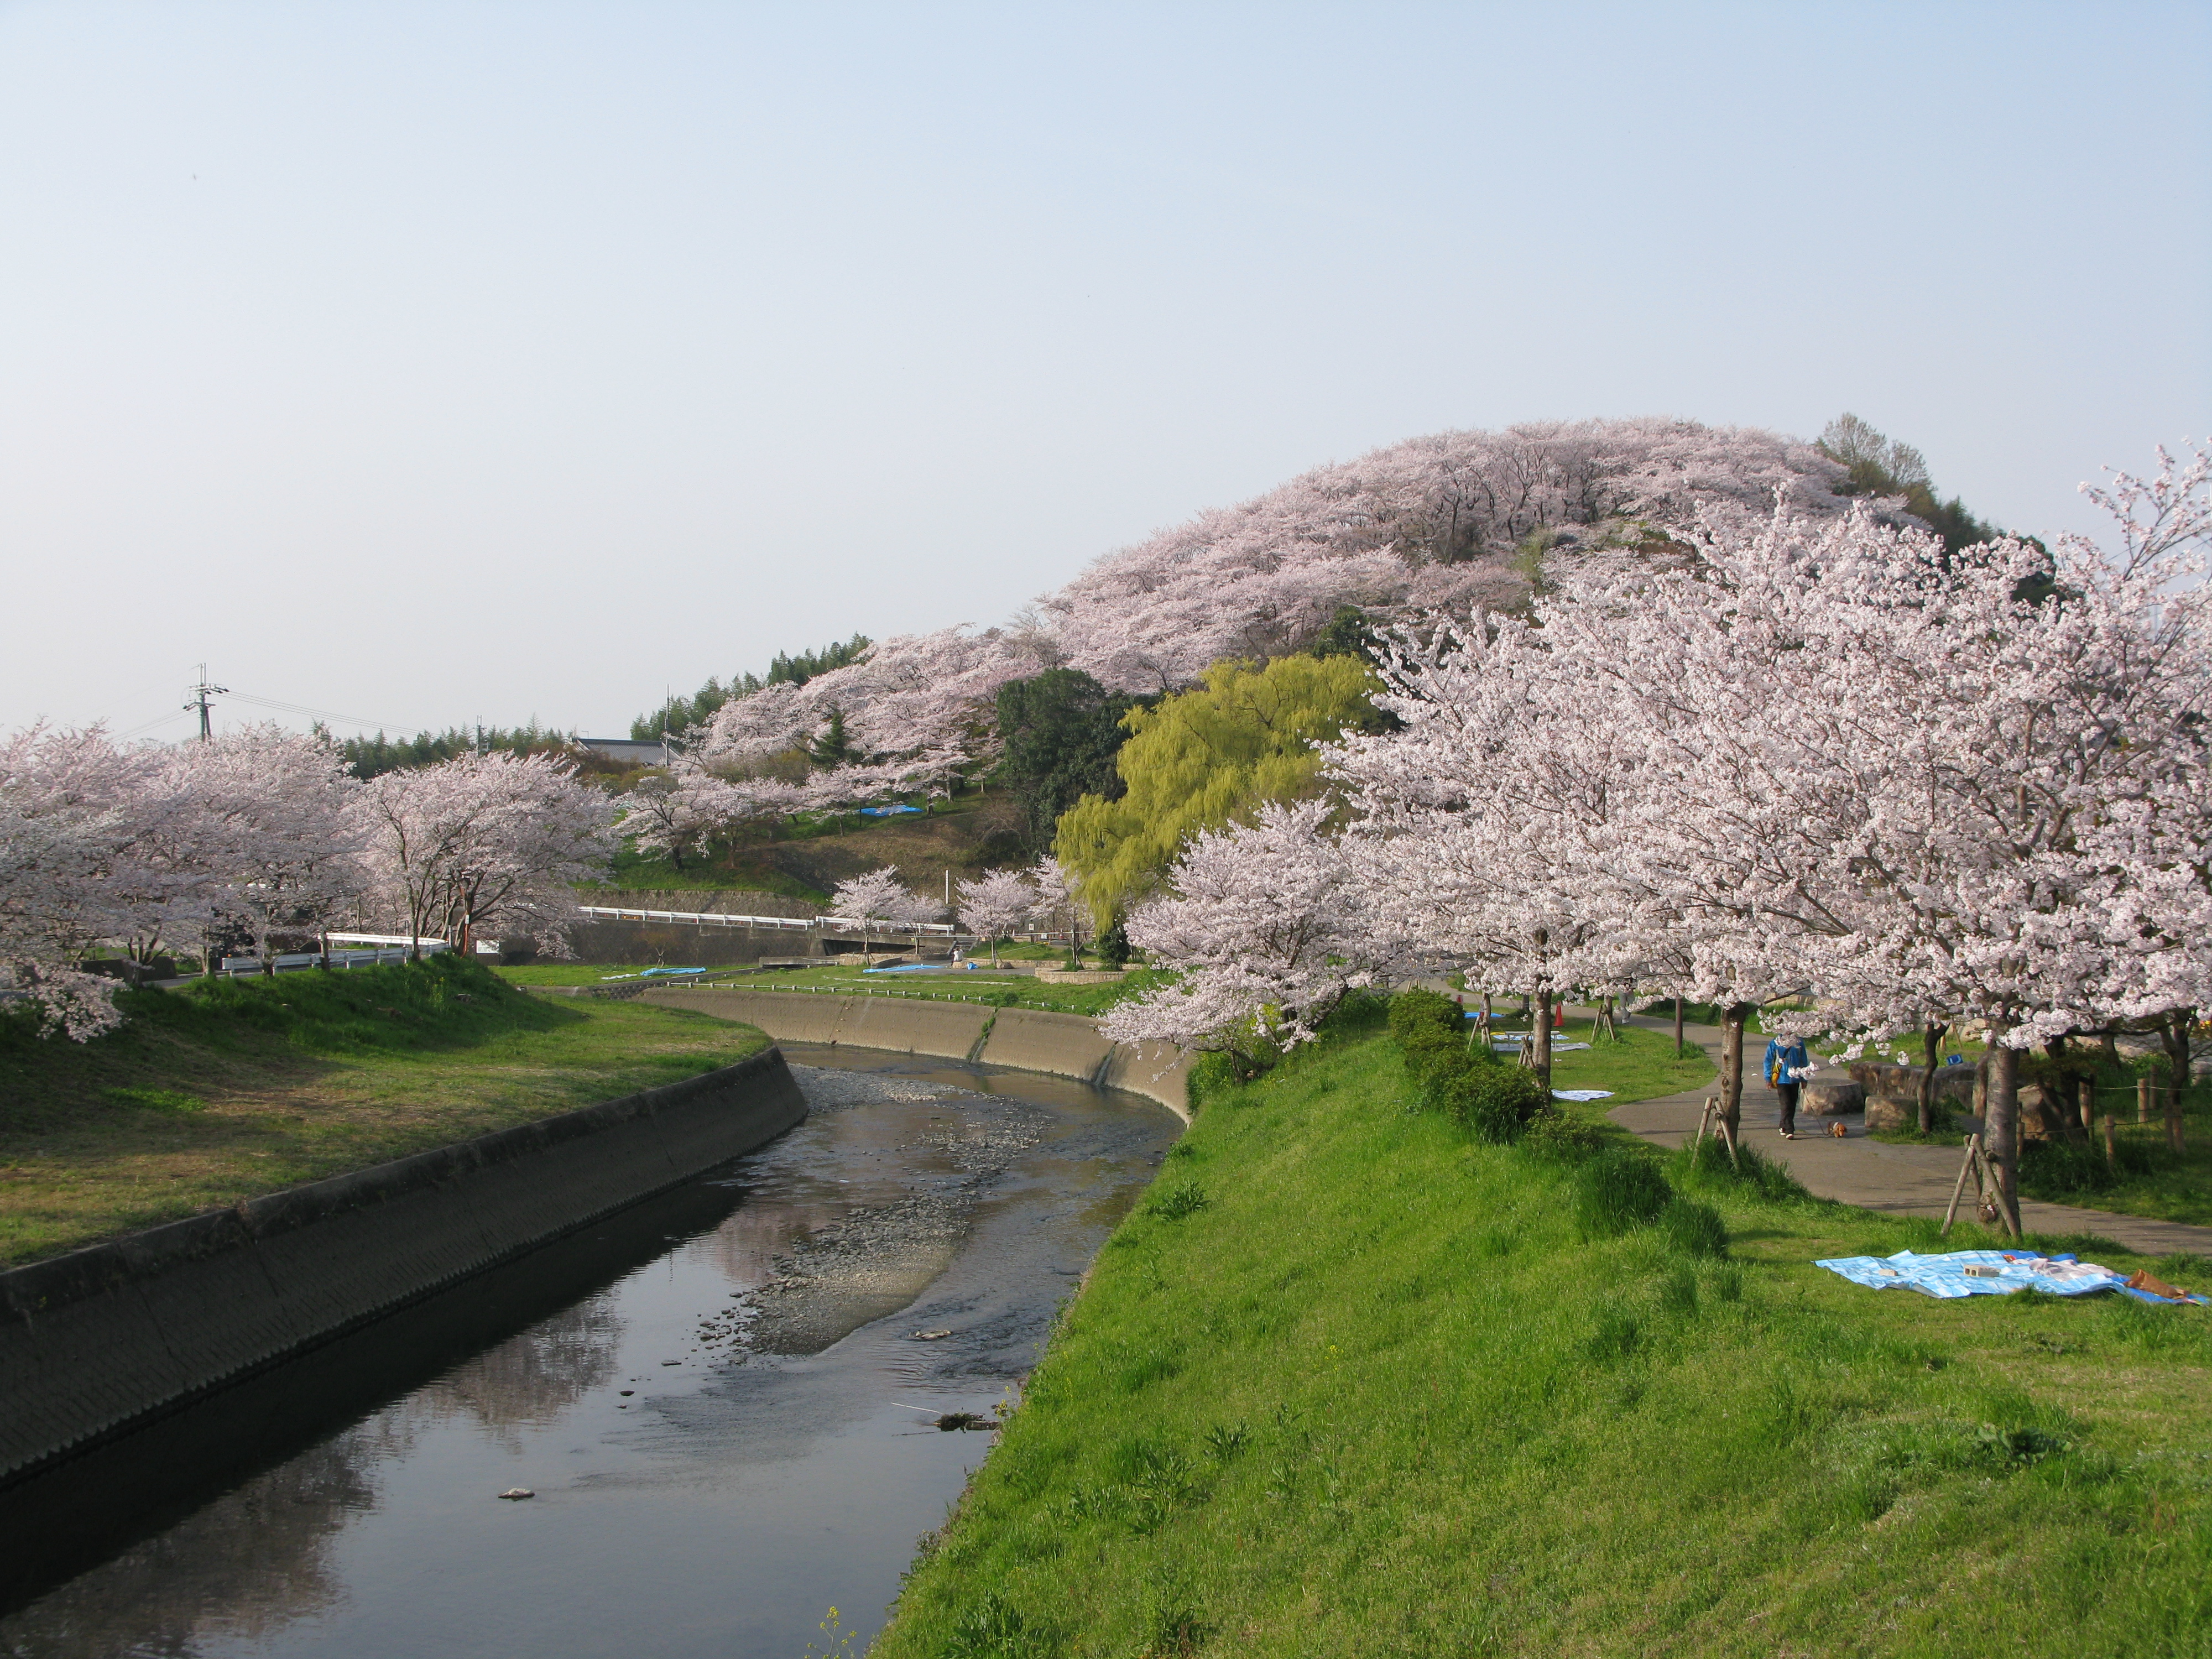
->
[1816,1249,2126,1300]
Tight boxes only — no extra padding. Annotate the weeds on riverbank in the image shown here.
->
[874,1016,2212,1657]
[0,957,768,1265]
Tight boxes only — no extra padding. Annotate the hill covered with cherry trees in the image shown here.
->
[675,416,1900,815]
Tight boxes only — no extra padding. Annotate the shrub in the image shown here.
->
[1431,1062,1548,1144]
[1521,1108,1609,1163]
[1387,987,1461,1045]
[1573,1151,1672,1239]
[1399,1025,1469,1089]
[1660,1197,1729,1258]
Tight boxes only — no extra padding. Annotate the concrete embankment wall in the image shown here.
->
[0,1048,808,1490]
[563,918,829,967]
[604,985,1194,1120]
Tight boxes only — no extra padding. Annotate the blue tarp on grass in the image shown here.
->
[1815,1249,2161,1301]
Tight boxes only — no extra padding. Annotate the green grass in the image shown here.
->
[873,1013,2212,1657]
[0,956,768,1265]
[722,960,1171,1016]
[1545,1024,1716,1104]
[488,961,734,987]
[492,958,1164,1014]
[587,847,832,901]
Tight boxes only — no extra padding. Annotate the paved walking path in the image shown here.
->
[1598,1011,2212,1259]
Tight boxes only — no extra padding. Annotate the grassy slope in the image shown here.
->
[0,956,768,1266]
[876,1012,2212,1658]
[594,786,1027,899]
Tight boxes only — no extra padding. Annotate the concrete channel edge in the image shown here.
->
[589,984,1196,1121]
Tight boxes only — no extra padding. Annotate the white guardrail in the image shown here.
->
[216,942,451,974]
[576,906,957,936]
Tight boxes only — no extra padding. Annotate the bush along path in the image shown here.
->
[872,996,2212,1658]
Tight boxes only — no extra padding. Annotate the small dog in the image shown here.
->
[1828,1121,1848,1138]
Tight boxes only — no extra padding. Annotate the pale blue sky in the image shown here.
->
[3,2,2206,742]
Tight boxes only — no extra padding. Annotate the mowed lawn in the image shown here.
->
[875,1007,2212,1658]
[0,956,768,1266]
[496,958,1174,1016]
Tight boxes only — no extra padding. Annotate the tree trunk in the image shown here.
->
[1533,989,1555,1089]
[1917,1022,1944,1135]
[1719,1002,1752,1141]
[1984,1036,2023,1237]
[2163,1010,2193,1124]
[1673,994,1685,1060]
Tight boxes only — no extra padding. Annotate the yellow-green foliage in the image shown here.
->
[1053,654,1377,926]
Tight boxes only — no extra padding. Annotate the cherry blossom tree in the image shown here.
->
[1027,855,1091,957]
[623,761,801,870]
[830,866,913,956]
[358,751,614,960]
[1047,418,1866,693]
[956,869,1037,966]
[1514,445,2212,1222]
[182,724,368,974]
[0,724,144,1037]
[1099,800,1383,1068]
[1325,614,1656,1088]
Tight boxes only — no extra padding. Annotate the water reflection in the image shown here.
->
[409,1301,625,1449]
[4,1434,373,1659]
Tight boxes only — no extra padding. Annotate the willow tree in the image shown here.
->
[1053,653,1378,931]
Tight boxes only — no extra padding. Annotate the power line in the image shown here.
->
[114,708,196,740]
[225,691,437,734]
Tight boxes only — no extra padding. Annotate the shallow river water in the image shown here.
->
[0,1048,1179,1659]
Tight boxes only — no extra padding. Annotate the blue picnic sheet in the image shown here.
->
[1820,1250,2210,1304]
[1816,1250,2128,1300]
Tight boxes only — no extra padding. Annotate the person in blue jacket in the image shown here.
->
[1764,1032,1811,1139]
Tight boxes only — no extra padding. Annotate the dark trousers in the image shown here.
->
[1776,1083,1801,1135]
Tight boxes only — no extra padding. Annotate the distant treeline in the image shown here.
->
[335,721,583,781]
[630,634,872,742]
[1818,413,1997,554]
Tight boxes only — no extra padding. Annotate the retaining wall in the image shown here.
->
[611,985,1193,1119]
[562,918,829,967]
[0,1047,808,1490]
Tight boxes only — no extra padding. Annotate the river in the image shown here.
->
[0,1047,1179,1658]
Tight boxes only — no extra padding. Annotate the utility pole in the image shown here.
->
[184,664,228,742]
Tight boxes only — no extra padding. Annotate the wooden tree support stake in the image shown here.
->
[1941,1133,1980,1237]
